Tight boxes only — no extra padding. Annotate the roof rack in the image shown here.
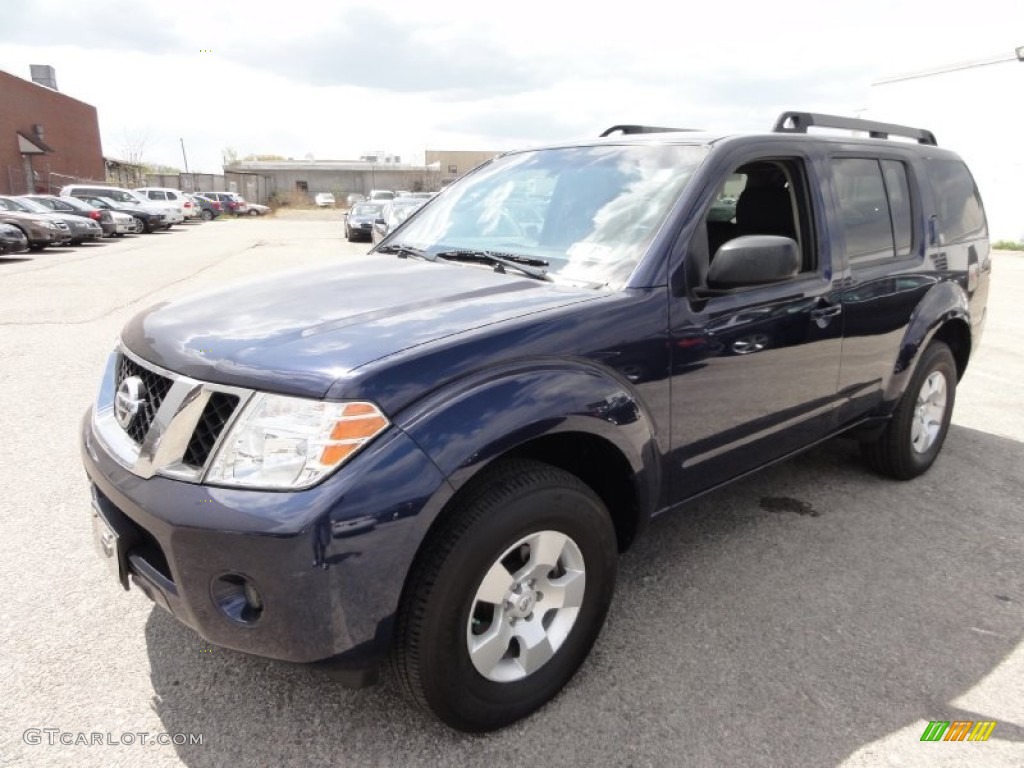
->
[772,111,937,146]
[599,125,700,137]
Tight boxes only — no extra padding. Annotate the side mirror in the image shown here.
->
[707,235,800,289]
[374,217,386,226]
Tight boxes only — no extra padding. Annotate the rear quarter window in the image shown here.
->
[928,158,986,244]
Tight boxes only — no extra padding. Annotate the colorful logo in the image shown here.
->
[920,720,997,742]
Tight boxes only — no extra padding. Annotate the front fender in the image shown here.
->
[394,359,662,518]
[884,280,970,403]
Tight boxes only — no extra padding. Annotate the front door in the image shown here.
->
[668,148,844,501]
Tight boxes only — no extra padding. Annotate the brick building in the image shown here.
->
[0,66,105,195]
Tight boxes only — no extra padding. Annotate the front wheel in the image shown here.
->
[391,459,617,732]
[200,209,213,221]
[861,340,957,479]
[134,216,148,234]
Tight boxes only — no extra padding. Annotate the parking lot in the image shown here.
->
[1,214,1021,767]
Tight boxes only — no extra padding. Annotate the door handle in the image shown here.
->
[810,299,842,326]
[810,304,842,319]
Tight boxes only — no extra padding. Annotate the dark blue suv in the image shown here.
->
[82,113,990,731]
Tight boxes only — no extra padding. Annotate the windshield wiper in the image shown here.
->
[435,250,551,281]
[376,242,436,261]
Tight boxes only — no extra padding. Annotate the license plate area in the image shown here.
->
[92,504,131,590]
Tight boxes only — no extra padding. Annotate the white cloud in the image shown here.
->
[1,0,1020,172]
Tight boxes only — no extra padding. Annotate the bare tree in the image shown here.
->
[222,146,240,167]
[120,127,151,166]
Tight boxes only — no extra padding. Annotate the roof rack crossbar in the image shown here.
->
[599,125,700,137]
[772,111,937,146]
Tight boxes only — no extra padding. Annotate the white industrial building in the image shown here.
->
[865,47,1023,242]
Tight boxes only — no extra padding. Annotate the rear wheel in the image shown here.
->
[861,340,957,479]
[391,459,617,732]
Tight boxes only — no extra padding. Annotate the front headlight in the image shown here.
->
[44,221,59,230]
[204,394,389,490]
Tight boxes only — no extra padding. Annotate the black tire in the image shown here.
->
[249,209,259,216]
[200,209,214,221]
[861,341,957,480]
[391,459,618,732]
[134,216,149,234]
[345,225,355,242]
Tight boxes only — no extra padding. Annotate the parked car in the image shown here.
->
[60,184,179,228]
[0,199,67,249]
[344,202,383,242]
[195,191,248,216]
[74,195,164,233]
[315,192,336,208]
[246,202,270,216]
[135,187,190,223]
[368,189,395,202]
[181,195,201,220]
[190,194,223,221]
[23,194,117,237]
[0,222,29,255]
[11,195,104,243]
[370,198,426,244]
[81,112,990,733]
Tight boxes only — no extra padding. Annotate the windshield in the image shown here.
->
[352,203,381,216]
[93,189,137,203]
[386,144,706,289]
[2,196,47,213]
[58,196,91,211]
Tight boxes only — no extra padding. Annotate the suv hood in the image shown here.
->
[122,255,601,399]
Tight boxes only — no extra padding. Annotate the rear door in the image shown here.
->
[830,153,934,423]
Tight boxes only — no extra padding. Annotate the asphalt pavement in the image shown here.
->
[1,213,1021,767]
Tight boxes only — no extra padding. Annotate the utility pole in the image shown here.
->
[180,138,192,190]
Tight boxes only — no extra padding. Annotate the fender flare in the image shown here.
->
[394,358,662,520]
[883,280,971,403]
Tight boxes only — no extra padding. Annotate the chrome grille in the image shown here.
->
[183,392,239,468]
[116,353,174,443]
[95,348,250,483]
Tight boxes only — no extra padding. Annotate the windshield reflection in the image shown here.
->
[387,144,707,289]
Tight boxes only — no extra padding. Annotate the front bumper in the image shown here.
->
[81,408,451,677]
[0,233,28,254]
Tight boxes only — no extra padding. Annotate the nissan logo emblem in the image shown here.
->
[114,376,146,430]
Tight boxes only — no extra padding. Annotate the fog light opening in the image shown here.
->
[211,574,264,625]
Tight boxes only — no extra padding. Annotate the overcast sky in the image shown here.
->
[2,0,1021,172]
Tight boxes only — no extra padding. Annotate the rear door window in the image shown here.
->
[881,160,912,257]
[832,157,917,264]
